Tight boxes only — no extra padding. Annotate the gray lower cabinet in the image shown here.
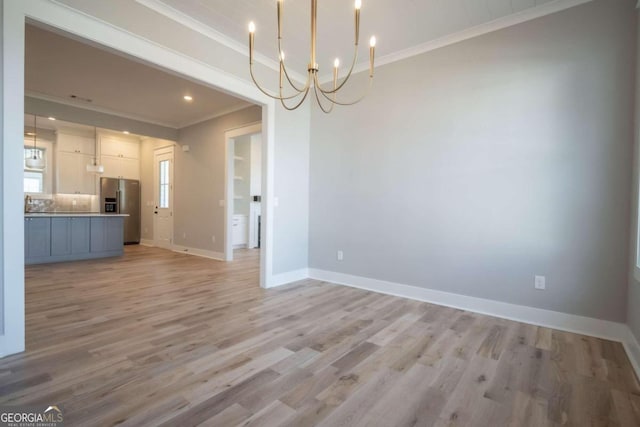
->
[90,217,124,253]
[50,217,91,256]
[51,218,71,256]
[70,217,91,254]
[26,216,124,265]
[25,218,51,259]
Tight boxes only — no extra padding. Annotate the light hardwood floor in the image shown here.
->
[1,245,639,426]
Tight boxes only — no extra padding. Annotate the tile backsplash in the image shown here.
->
[26,194,99,213]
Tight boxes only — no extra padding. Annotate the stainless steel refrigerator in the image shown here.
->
[100,178,141,244]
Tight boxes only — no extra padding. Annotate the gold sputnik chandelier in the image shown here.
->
[248,0,376,113]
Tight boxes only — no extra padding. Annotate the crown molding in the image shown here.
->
[317,0,594,83]
[178,103,256,129]
[135,0,307,85]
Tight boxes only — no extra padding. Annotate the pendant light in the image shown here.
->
[25,115,45,169]
[86,126,104,174]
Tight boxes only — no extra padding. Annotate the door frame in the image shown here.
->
[153,146,175,249]
[1,0,276,357]
[224,122,262,261]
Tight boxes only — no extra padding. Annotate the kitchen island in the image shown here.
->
[24,213,128,265]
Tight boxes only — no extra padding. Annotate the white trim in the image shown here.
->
[139,238,154,247]
[178,104,255,129]
[135,0,307,85]
[26,91,178,129]
[0,0,27,358]
[171,244,225,261]
[307,268,629,342]
[622,328,640,380]
[267,268,310,289]
[1,0,277,357]
[224,123,262,263]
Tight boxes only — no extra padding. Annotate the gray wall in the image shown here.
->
[309,0,636,322]
[25,96,178,141]
[174,106,261,253]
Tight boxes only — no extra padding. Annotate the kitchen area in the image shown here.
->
[24,114,142,264]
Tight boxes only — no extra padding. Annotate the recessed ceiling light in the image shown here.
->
[48,117,56,121]
[123,131,130,134]
[183,95,193,101]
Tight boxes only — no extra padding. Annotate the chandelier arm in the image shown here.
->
[316,44,360,95]
[316,74,374,106]
[280,86,313,111]
[312,82,335,114]
[249,61,309,100]
[277,41,307,93]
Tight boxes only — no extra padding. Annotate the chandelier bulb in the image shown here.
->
[355,0,361,10]
[334,58,340,68]
[369,36,376,47]
[248,21,256,33]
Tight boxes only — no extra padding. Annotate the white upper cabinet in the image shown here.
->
[55,151,97,195]
[57,132,95,156]
[100,137,139,159]
[99,135,140,180]
[55,132,97,195]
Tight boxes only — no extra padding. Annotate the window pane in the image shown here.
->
[159,160,169,208]
[24,171,43,193]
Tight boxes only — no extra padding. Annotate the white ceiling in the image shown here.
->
[25,24,253,129]
[146,0,583,81]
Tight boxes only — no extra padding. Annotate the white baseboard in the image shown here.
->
[171,244,225,261]
[266,268,309,289]
[139,239,154,247]
[308,268,640,378]
[621,328,640,380]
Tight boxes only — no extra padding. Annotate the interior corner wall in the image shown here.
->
[309,0,636,322]
[174,106,261,254]
[628,10,640,342]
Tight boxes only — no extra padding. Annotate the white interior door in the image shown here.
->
[153,147,174,249]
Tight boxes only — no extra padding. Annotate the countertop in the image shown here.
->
[25,212,130,217]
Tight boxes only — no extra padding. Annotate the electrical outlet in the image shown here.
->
[337,250,344,261]
[72,199,77,206]
[212,235,216,243]
[274,197,279,207]
[534,275,546,290]
[183,232,187,239]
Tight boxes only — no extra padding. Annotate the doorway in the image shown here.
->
[225,123,262,261]
[153,146,174,249]
[2,1,277,357]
